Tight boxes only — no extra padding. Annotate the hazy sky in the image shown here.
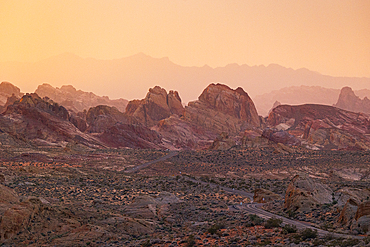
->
[1,0,369,77]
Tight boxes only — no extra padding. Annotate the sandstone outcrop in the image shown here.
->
[153,115,216,150]
[268,104,370,150]
[284,174,333,212]
[209,132,236,150]
[0,81,23,107]
[253,188,281,203]
[262,128,301,146]
[184,83,260,134]
[86,105,129,133]
[35,83,128,113]
[99,123,162,149]
[335,86,370,114]
[0,93,103,148]
[126,86,184,127]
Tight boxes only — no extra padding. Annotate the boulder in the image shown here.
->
[284,174,333,212]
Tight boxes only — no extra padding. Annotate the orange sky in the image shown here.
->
[1,0,369,77]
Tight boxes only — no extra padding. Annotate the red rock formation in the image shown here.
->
[184,83,260,134]
[284,174,333,212]
[35,83,128,113]
[0,93,103,148]
[86,105,130,133]
[355,201,370,221]
[335,86,370,114]
[99,123,162,149]
[268,104,370,150]
[209,132,236,150]
[126,86,184,127]
[0,81,23,106]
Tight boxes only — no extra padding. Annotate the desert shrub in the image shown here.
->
[281,224,297,234]
[141,240,152,247]
[339,238,360,247]
[300,228,317,240]
[264,217,283,229]
[207,223,224,235]
[186,235,196,247]
[249,214,264,225]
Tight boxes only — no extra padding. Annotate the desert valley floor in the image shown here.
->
[1,145,370,247]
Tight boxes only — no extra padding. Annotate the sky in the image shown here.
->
[0,0,369,78]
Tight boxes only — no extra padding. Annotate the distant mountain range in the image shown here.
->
[1,53,369,111]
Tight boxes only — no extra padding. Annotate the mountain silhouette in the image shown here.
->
[1,53,369,106]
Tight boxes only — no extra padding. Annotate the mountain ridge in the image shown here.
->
[1,53,369,105]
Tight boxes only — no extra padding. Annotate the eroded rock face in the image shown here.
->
[184,83,260,134]
[253,188,281,203]
[284,174,333,212]
[153,115,216,150]
[126,86,184,127]
[86,105,129,133]
[209,132,236,150]
[0,93,103,148]
[335,86,370,114]
[0,185,44,241]
[99,123,162,149]
[262,128,301,146]
[35,83,128,113]
[268,104,370,150]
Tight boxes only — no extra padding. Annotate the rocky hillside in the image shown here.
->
[267,104,370,150]
[0,93,103,148]
[335,86,370,114]
[35,83,128,113]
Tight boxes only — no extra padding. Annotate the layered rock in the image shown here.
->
[98,123,162,149]
[0,185,45,241]
[86,105,129,133]
[126,86,184,127]
[284,174,333,212]
[184,83,260,134]
[153,115,216,150]
[268,104,370,150]
[209,132,236,150]
[262,128,301,146]
[35,83,128,113]
[335,86,370,114]
[0,93,103,148]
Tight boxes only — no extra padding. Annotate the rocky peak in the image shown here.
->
[0,81,22,96]
[198,83,260,126]
[86,105,128,133]
[335,86,370,114]
[126,86,184,126]
[5,93,69,120]
[0,81,23,106]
